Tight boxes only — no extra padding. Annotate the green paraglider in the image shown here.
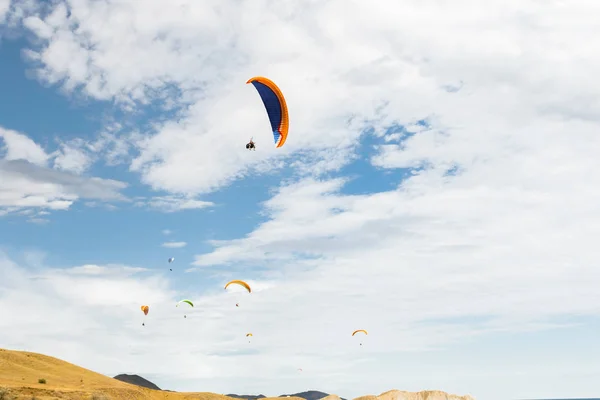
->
[176,299,194,318]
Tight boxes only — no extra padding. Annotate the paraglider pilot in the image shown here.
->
[246,138,256,150]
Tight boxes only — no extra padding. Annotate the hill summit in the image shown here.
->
[113,374,161,390]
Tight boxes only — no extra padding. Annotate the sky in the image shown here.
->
[1,0,600,399]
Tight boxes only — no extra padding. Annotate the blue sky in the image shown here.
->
[2,1,600,400]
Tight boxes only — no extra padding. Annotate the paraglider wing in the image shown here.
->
[168,257,174,263]
[246,333,253,337]
[140,305,149,315]
[224,280,252,293]
[352,329,368,336]
[246,76,289,148]
[177,299,194,307]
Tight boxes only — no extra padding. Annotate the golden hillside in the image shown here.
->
[0,348,285,400]
[0,348,474,400]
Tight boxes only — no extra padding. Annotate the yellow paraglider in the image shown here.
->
[224,280,252,292]
[225,280,251,308]
[352,329,367,346]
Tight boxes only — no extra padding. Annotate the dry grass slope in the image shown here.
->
[0,348,474,400]
[0,348,282,400]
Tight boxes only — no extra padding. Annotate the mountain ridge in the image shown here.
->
[113,373,162,390]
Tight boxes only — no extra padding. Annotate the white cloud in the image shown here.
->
[89,130,136,167]
[52,138,94,174]
[19,0,600,201]
[0,127,128,217]
[0,158,128,216]
[140,195,213,212]
[162,229,172,235]
[27,217,49,224]
[193,170,600,324]
[0,0,10,23]
[0,127,49,166]
[84,201,118,211]
[161,241,187,249]
[22,14,53,39]
[66,264,148,276]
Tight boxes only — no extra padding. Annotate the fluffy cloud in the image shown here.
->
[139,195,214,212]
[16,0,600,202]
[51,138,94,174]
[0,253,176,372]
[0,127,128,216]
[161,241,187,249]
[0,159,128,213]
[0,127,49,166]
[0,0,10,23]
[193,168,600,322]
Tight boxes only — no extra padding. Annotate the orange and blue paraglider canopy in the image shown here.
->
[247,76,289,148]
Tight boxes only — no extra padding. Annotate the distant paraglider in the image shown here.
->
[224,280,251,292]
[246,76,289,149]
[352,329,368,346]
[246,333,253,343]
[176,299,193,318]
[168,257,174,271]
[140,305,149,326]
[225,279,252,308]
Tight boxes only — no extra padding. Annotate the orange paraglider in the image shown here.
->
[246,76,289,149]
[141,305,149,326]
